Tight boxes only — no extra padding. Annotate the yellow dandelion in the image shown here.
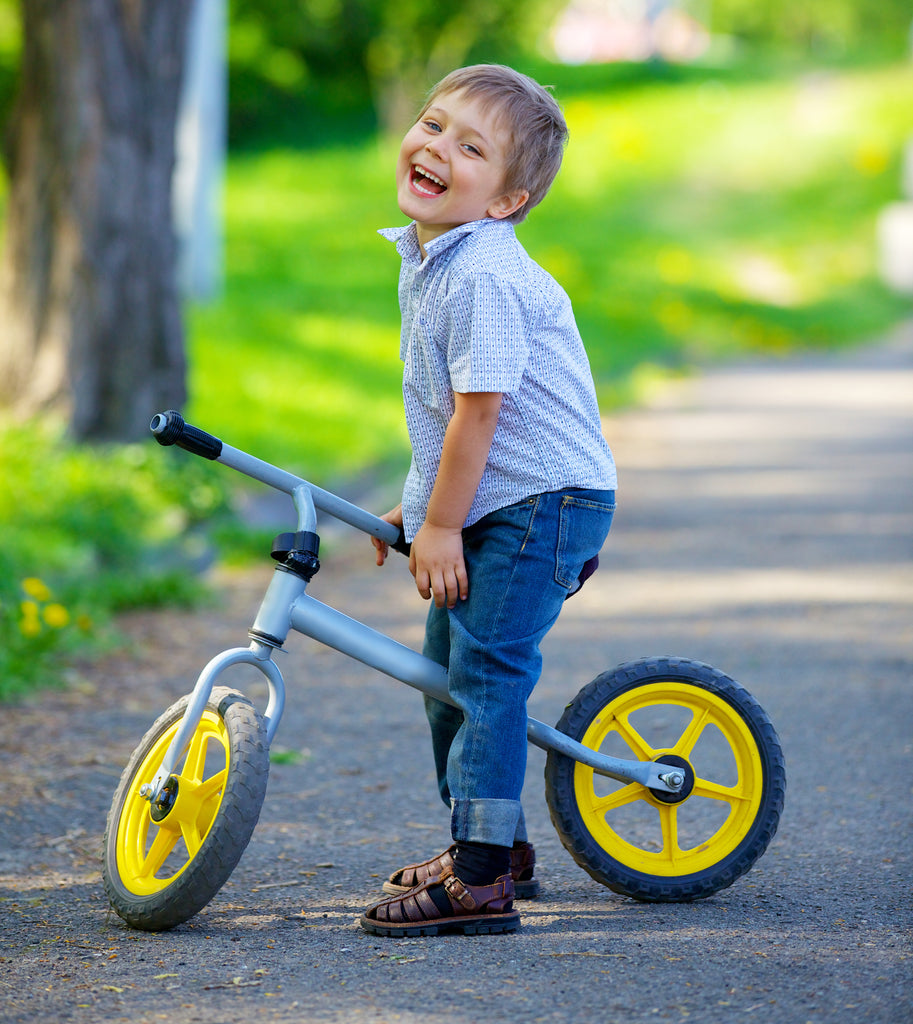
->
[20,599,41,620]
[43,603,70,629]
[19,615,42,638]
[22,577,52,602]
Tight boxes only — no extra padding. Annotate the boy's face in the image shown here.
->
[396,89,529,250]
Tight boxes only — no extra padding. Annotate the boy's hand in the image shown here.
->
[403,391,500,608]
[409,522,468,609]
[372,504,403,566]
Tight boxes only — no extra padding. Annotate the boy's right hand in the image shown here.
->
[409,521,468,609]
[372,504,403,566]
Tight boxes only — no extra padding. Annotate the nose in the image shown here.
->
[424,134,446,161]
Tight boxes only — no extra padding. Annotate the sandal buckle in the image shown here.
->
[442,872,477,910]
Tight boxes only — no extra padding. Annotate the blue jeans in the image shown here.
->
[421,488,616,847]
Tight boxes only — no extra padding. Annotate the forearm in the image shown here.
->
[425,392,502,529]
[410,391,502,607]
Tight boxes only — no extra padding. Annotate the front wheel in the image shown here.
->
[103,686,269,931]
[545,657,785,902]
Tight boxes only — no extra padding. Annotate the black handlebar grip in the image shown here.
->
[150,410,223,460]
[391,527,412,557]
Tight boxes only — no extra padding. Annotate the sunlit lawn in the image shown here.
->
[1,57,911,697]
[188,61,913,480]
[187,144,408,482]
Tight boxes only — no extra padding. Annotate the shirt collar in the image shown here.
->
[378,219,497,266]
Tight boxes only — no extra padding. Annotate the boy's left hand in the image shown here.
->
[372,504,404,566]
[409,522,468,609]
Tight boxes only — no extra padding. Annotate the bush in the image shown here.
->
[0,419,233,700]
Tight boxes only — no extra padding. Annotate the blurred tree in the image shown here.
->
[364,0,561,133]
[224,0,912,147]
[228,0,562,141]
[0,1,191,441]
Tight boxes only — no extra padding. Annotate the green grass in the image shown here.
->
[188,60,913,480]
[185,144,407,479]
[1,58,911,698]
[0,420,231,700]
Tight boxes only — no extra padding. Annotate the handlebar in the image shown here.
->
[150,410,223,460]
[150,410,408,554]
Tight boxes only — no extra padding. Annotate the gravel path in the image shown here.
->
[1,326,911,1024]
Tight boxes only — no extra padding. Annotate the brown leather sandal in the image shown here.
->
[361,866,520,937]
[382,841,540,899]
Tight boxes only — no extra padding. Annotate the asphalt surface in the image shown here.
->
[1,325,911,1023]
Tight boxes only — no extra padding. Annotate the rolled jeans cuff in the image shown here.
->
[451,798,522,848]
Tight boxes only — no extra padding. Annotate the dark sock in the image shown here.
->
[428,885,452,915]
[452,841,511,885]
[425,841,511,915]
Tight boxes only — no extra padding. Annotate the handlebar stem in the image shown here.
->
[292,484,317,533]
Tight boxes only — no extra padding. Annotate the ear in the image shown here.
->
[487,189,530,221]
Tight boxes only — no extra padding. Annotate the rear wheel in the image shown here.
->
[545,657,785,901]
[103,686,269,930]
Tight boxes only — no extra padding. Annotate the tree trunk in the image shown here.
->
[0,0,191,441]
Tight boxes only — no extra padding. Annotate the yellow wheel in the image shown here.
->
[103,687,269,930]
[545,658,785,901]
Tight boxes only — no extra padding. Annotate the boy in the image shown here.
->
[362,65,616,937]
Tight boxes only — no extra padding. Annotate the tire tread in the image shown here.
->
[103,687,269,931]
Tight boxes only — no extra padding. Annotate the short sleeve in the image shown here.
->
[446,272,529,394]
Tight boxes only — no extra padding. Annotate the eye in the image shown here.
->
[423,119,442,133]
[462,143,482,157]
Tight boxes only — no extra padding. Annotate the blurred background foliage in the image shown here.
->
[1,0,910,146]
[0,0,911,695]
[185,60,911,481]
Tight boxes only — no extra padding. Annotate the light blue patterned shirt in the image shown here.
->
[380,218,617,541]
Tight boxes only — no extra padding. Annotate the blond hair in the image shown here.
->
[417,64,568,223]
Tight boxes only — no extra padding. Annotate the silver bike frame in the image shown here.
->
[143,439,682,802]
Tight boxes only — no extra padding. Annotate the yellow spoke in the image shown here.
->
[589,782,644,814]
[192,769,227,804]
[180,818,203,857]
[612,713,655,760]
[658,805,681,865]
[181,729,210,783]
[692,776,752,804]
[140,827,177,879]
[673,706,711,757]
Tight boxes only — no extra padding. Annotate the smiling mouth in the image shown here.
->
[411,165,448,196]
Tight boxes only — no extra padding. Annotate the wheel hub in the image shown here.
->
[649,754,695,804]
[149,776,179,822]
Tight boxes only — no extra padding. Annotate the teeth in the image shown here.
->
[414,165,446,189]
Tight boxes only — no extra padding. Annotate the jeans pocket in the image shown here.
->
[555,492,616,590]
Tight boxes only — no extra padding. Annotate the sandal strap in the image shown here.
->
[401,883,445,923]
[369,866,515,925]
[442,871,479,910]
[389,843,457,889]
[388,841,536,888]
[509,842,536,881]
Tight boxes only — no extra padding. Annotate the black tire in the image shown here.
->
[545,657,785,902]
[103,686,269,931]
